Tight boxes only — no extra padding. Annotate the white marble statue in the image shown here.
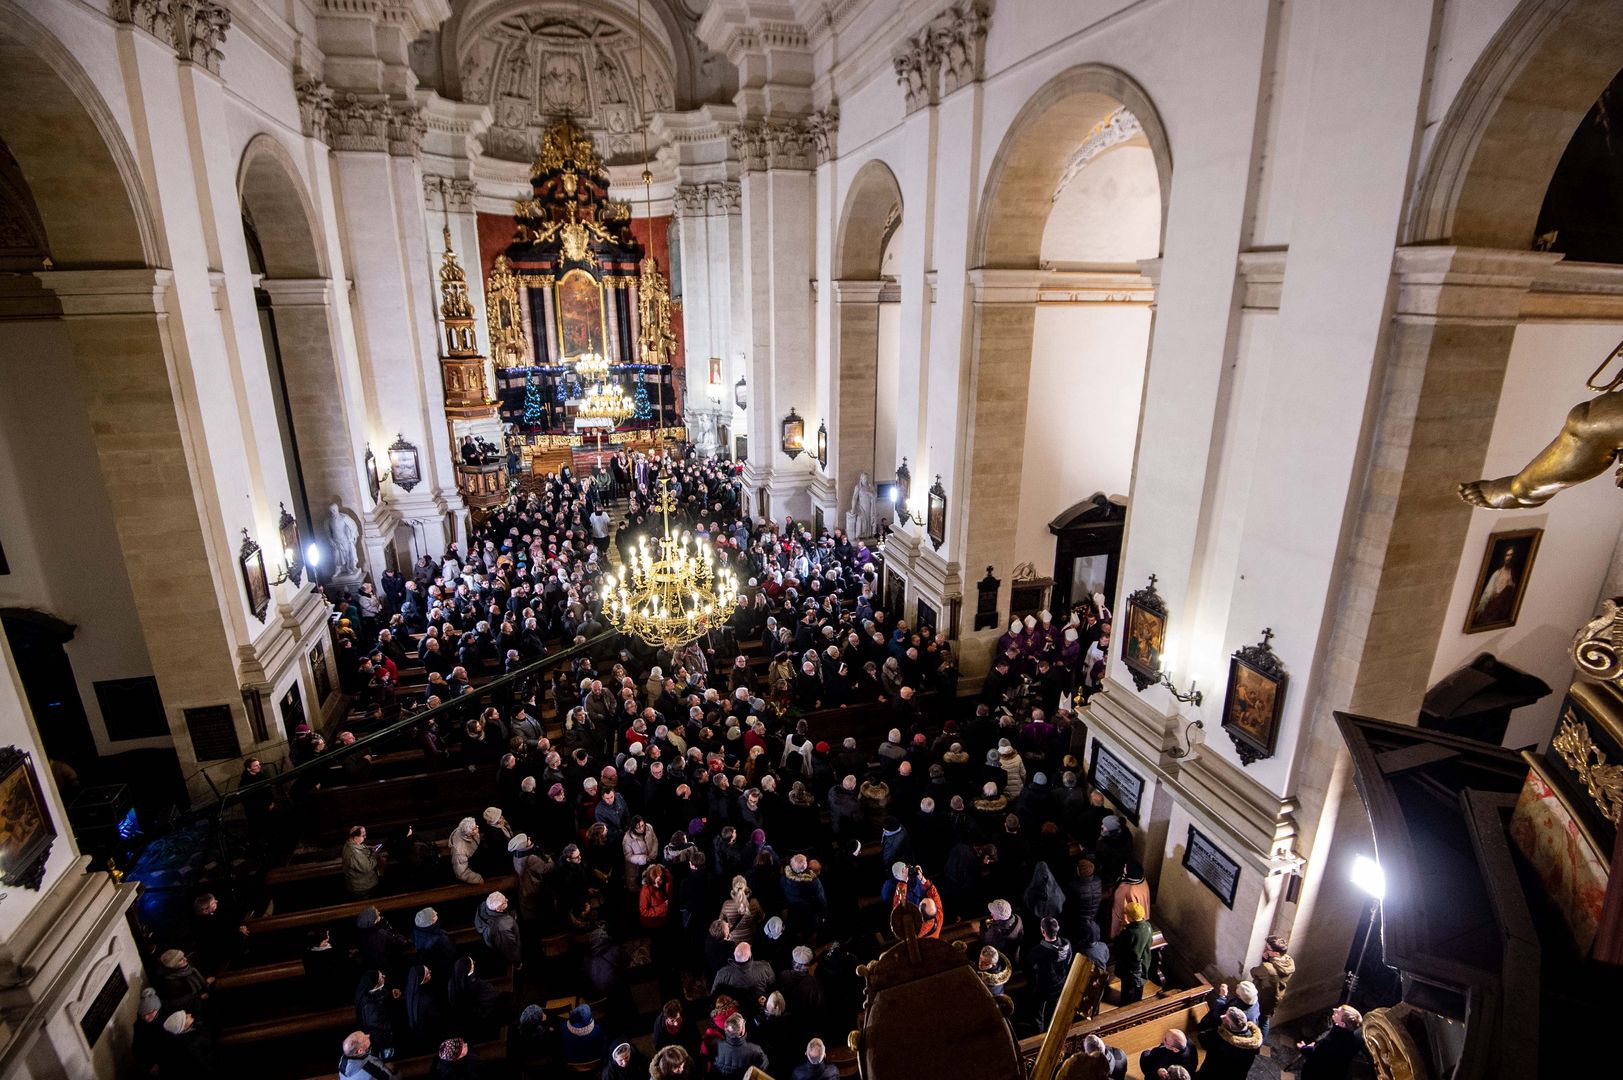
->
[846,471,877,538]
[326,502,360,575]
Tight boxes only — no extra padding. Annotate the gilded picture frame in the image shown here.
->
[1221,631,1287,766]
[1464,527,1542,634]
[1120,576,1167,692]
[239,530,270,623]
[0,746,55,891]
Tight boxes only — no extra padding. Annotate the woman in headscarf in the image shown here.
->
[1023,860,1067,923]
[446,956,500,1043]
[402,962,442,1051]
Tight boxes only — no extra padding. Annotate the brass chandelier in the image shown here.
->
[571,351,612,381]
[603,475,738,649]
[577,379,635,423]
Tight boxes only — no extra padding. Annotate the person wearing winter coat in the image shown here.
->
[639,863,673,930]
[789,1038,840,1080]
[781,854,828,931]
[1111,901,1154,1005]
[412,908,457,982]
[158,1011,216,1079]
[1140,1029,1199,1080]
[1023,861,1067,923]
[475,807,513,878]
[156,950,210,1014]
[338,1030,398,1079]
[559,1004,608,1066]
[357,906,409,975]
[975,945,1013,996]
[1210,980,1260,1025]
[1196,1007,1263,1080]
[981,899,1026,965]
[402,964,442,1050]
[622,817,659,891]
[344,826,382,896]
[1296,1005,1365,1080]
[473,891,521,970]
[508,834,552,922]
[448,817,483,885]
[1107,862,1151,940]
[1026,916,1074,1025]
[1250,935,1295,1037]
[711,1012,768,1079]
[711,942,776,1014]
[447,957,501,1043]
[1077,1034,1128,1080]
[354,969,402,1059]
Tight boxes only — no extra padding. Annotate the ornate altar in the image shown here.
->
[486,118,681,451]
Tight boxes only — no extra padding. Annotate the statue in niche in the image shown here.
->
[327,502,361,576]
[847,472,878,539]
[594,46,627,104]
[1459,340,1623,508]
[499,41,533,99]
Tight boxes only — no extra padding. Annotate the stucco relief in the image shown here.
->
[459,12,677,167]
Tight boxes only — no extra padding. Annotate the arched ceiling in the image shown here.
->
[431,0,734,167]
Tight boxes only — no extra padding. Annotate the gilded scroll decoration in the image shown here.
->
[486,255,529,369]
[638,256,677,366]
[1552,709,1623,825]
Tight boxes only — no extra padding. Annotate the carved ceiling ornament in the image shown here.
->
[458,8,678,167]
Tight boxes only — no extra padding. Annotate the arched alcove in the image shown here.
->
[831,159,904,527]
[962,66,1168,623]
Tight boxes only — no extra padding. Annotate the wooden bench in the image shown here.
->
[246,874,518,935]
[219,972,513,1045]
[294,1036,507,1080]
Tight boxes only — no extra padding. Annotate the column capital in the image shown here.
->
[259,277,335,307]
[966,268,1044,304]
[1392,245,1564,323]
[33,268,174,316]
[832,279,885,303]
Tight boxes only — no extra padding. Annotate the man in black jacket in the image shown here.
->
[1297,1005,1365,1080]
[1140,1028,1198,1079]
[1025,916,1075,1026]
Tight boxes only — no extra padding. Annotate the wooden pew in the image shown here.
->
[1016,976,1213,1078]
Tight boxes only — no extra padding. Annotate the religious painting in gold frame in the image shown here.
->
[1463,527,1542,634]
[555,268,608,360]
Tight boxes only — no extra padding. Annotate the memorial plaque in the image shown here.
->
[1087,741,1143,823]
[1182,825,1241,909]
[77,965,127,1047]
[183,705,241,762]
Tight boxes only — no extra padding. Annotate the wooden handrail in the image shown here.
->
[1016,976,1214,1066]
[244,873,516,934]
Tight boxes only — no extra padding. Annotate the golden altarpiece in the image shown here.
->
[483,118,683,473]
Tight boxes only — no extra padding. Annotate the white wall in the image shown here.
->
[1043,144,1161,267]
[1428,320,1623,747]
[1011,304,1151,571]
[876,300,901,482]
[0,318,161,756]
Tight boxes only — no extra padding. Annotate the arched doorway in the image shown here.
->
[237,136,363,581]
[965,66,1170,641]
[832,160,904,527]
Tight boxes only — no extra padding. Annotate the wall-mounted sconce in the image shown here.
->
[364,444,382,502]
[896,457,912,504]
[781,408,806,459]
[888,484,924,527]
[816,419,827,469]
[734,374,749,411]
[273,502,303,587]
[1159,671,1204,708]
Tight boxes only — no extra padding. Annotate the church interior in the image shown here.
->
[0,1,1621,1077]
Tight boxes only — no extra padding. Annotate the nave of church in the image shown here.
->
[0,1,1621,1078]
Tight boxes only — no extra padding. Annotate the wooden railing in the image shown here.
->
[1017,976,1214,1072]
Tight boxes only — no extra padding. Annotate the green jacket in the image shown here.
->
[1112,919,1153,977]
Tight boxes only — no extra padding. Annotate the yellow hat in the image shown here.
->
[1123,901,1147,924]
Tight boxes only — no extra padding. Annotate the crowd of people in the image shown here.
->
[131,447,1364,1080]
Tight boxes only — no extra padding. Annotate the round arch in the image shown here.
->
[973,63,1171,269]
[0,0,161,269]
[237,134,328,280]
[830,158,905,523]
[1409,0,1623,247]
[836,159,903,280]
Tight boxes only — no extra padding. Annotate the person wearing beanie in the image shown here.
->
[981,898,1025,965]
[1212,979,1260,1024]
[473,890,521,970]
[559,1003,607,1066]
[1112,900,1154,1005]
[1108,860,1151,939]
[156,949,209,1014]
[1250,934,1295,1037]
[507,833,552,922]
[775,945,825,1019]
[412,907,456,983]
[1197,1006,1263,1080]
[132,987,166,1076]
[601,1040,646,1080]
[156,1009,215,1078]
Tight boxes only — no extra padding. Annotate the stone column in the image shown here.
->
[831,279,883,525]
[38,270,254,797]
[1281,245,1562,1018]
[328,99,458,562]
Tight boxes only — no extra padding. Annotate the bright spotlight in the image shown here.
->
[1350,854,1385,900]
[306,542,322,568]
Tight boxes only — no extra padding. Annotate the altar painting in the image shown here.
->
[557,268,606,358]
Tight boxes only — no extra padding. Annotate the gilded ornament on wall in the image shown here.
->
[638,256,678,367]
[1551,708,1623,826]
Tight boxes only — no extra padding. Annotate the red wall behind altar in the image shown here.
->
[475,210,685,417]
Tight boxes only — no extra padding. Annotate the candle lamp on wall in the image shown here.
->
[364,444,382,503]
[895,457,912,504]
[734,374,748,411]
[816,419,828,469]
